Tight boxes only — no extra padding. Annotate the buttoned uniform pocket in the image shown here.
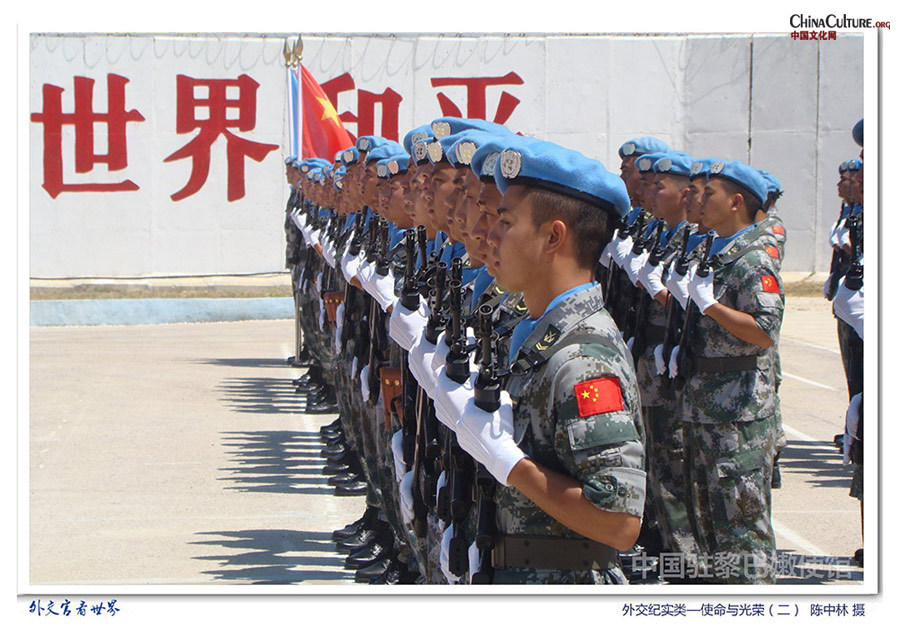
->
[710,447,771,527]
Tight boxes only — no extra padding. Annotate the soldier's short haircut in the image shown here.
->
[523,187,616,270]
[717,178,763,219]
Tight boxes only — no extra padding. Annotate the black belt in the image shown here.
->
[493,535,620,571]
[692,355,758,373]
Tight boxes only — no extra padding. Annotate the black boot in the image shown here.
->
[332,507,378,542]
[334,479,367,496]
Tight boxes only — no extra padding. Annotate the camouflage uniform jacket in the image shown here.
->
[497,284,646,541]
[679,231,784,424]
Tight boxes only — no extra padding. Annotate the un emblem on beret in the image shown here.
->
[432,121,451,139]
[709,161,725,174]
[500,150,522,179]
[359,138,370,151]
[300,165,310,173]
[335,180,343,190]
[388,160,399,175]
[638,157,651,172]
[690,162,703,176]
[377,164,388,178]
[622,143,636,156]
[427,142,444,163]
[657,158,672,172]
[457,141,476,165]
[411,132,428,145]
[343,150,354,163]
[413,141,428,162]
[482,152,499,177]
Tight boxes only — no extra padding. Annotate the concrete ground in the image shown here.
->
[28,295,865,587]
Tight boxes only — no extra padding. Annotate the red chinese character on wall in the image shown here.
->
[30,74,145,199]
[321,73,403,141]
[431,72,524,124]
[164,74,278,202]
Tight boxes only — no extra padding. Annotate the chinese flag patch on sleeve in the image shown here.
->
[772,225,785,235]
[765,245,780,259]
[760,275,780,293]
[574,377,624,418]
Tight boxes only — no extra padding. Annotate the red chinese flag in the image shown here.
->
[300,65,354,160]
[765,245,780,259]
[574,377,624,418]
[772,225,785,235]
[760,275,780,294]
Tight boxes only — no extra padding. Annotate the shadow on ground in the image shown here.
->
[190,529,354,584]
[218,430,339,496]
[774,549,863,584]
[778,440,853,490]
[214,376,315,415]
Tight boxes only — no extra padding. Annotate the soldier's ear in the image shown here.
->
[545,219,567,255]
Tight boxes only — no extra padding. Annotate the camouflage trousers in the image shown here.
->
[682,415,779,584]
[837,318,863,399]
[644,406,699,558]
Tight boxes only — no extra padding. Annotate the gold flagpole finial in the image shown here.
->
[292,34,304,65]
[282,39,292,67]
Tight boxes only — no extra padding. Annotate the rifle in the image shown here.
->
[601,215,626,303]
[400,230,421,467]
[825,204,851,300]
[627,221,665,360]
[672,231,716,390]
[844,211,864,291]
[660,225,693,387]
[471,304,500,584]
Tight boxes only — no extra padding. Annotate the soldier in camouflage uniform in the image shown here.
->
[448,140,645,584]
[677,160,783,584]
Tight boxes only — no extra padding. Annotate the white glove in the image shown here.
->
[653,344,666,376]
[391,431,407,482]
[440,525,461,584]
[399,471,414,525]
[432,328,477,374]
[340,251,360,281]
[612,235,634,266]
[434,369,478,430]
[370,272,398,312]
[290,210,302,230]
[665,262,691,310]
[833,279,864,340]
[467,541,480,584]
[640,260,667,299]
[318,305,326,329]
[667,345,680,379]
[829,220,842,247]
[357,259,375,292]
[626,336,634,351]
[314,272,323,294]
[389,299,428,351]
[843,393,862,465]
[436,470,447,503]
[837,225,851,250]
[309,228,322,247]
[625,250,649,286]
[351,356,359,379]
[687,265,717,314]
[333,302,344,348]
[322,240,336,267]
[408,333,438,397]
[456,392,525,486]
[360,364,370,403]
[598,241,614,268]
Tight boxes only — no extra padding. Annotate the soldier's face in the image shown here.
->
[849,171,863,201]
[407,163,433,231]
[456,170,483,239]
[838,173,851,199]
[389,181,413,229]
[698,178,738,231]
[430,163,458,233]
[472,181,502,273]
[488,185,546,292]
[619,157,641,200]
[653,174,689,221]
[684,178,705,224]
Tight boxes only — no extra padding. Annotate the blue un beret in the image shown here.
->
[471,135,536,182]
[852,118,863,147]
[430,117,511,140]
[652,152,695,177]
[403,125,433,155]
[339,146,360,166]
[385,153,411,177]
[495,140,631,218]
[618,137,670,159]
[705,159,769,205]
[365,141,406,165]
[756,169,783,196]
[635,152,669,173]
[841,159,863,172]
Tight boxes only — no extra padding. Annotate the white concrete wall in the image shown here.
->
[30,33,863,277]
